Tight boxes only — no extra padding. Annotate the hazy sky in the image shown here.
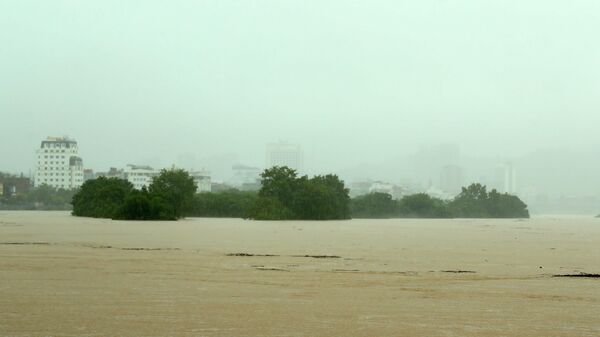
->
[1,0,599,174]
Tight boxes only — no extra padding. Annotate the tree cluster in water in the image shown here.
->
[244,166,351,220]
[350,183,529,218]
[72,169,196,220]
[0,185,75,210]
[71,166,529,220]
[189,167,528,220]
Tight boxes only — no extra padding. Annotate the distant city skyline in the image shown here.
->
[16,135,600,205]
[2,1,599,204]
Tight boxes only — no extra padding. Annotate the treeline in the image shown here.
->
[0,184,75,210]
[188,182,528,219]
[351,183,529,218]
[71,166,528,221]
[188,190,257,218]
[72,169,196,220]
[245,166,350,220]
[72,166,350,221]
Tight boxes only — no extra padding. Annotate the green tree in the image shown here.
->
[350,192,399,218]
[246,196,293,220]
[258,166,300,211]
[486,189,529,218]
[447,183,529,218]
[248,166,351,220]
[448,183,490,218]
[72,177,133,218]
[187,190,258,218]
[148,169,197,219]
[398,193,449,218]
[291,172,351,220]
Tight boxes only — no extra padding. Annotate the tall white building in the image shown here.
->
[266,142,304,172]
[34,136,84,189]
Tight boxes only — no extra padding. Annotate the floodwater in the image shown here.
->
[1,211,599,336]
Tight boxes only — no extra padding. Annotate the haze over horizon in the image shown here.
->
[2,1,599,198]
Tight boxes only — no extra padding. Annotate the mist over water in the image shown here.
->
[1,1,599,213]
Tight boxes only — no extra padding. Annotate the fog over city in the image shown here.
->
[2,1,600,212]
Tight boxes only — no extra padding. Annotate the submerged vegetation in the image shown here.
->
[0,185,75,211]
[351,183,529,219]
[69,167,528,220]
[188,168,528,220]
[72,169,196,220]
[188,190,258,218]
[245,166,351,220]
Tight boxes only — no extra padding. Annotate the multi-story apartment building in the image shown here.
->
[266,142,304,172]
[34,137,84,189]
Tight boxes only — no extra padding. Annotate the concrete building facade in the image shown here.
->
[123,164,159,190]
[190,170,212,193]
[34,137,84,189]
[266,142,304,172]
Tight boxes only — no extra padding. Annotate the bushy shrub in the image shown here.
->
[349,183,529,219]
[246,166,351,220]
[350,192,398,218]
[187,190,258,218]
[72,169,196,220]
[72,177,133,218]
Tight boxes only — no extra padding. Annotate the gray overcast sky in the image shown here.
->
[1,0,599,174]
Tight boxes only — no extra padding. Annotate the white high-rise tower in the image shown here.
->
[34,136,84,189]
[266,142,304,172]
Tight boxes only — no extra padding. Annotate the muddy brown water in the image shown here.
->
[1,211,599,336]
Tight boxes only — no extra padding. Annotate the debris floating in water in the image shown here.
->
[553,273,600,278]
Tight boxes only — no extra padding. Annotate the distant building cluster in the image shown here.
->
[84,165,212,193]
[0,136,593,215]
[33,136,212,193]
[0,173,30,198]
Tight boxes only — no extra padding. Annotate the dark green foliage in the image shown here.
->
[247,166,351,220]
[187,190,258,218]
[448,183,529,218]
[148,169,197,219]
[482,189,530,218]
[448,183,490,218]
[246,196,294,220]
[292,175,351,220]
[72,169,197,220]
[350,192,398,218]
[258,166,300,209]
[113,188,172,220]
[398,193,450,218]
[0,184,76,210]
[71,177,133,218]
[349,183,529,219]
